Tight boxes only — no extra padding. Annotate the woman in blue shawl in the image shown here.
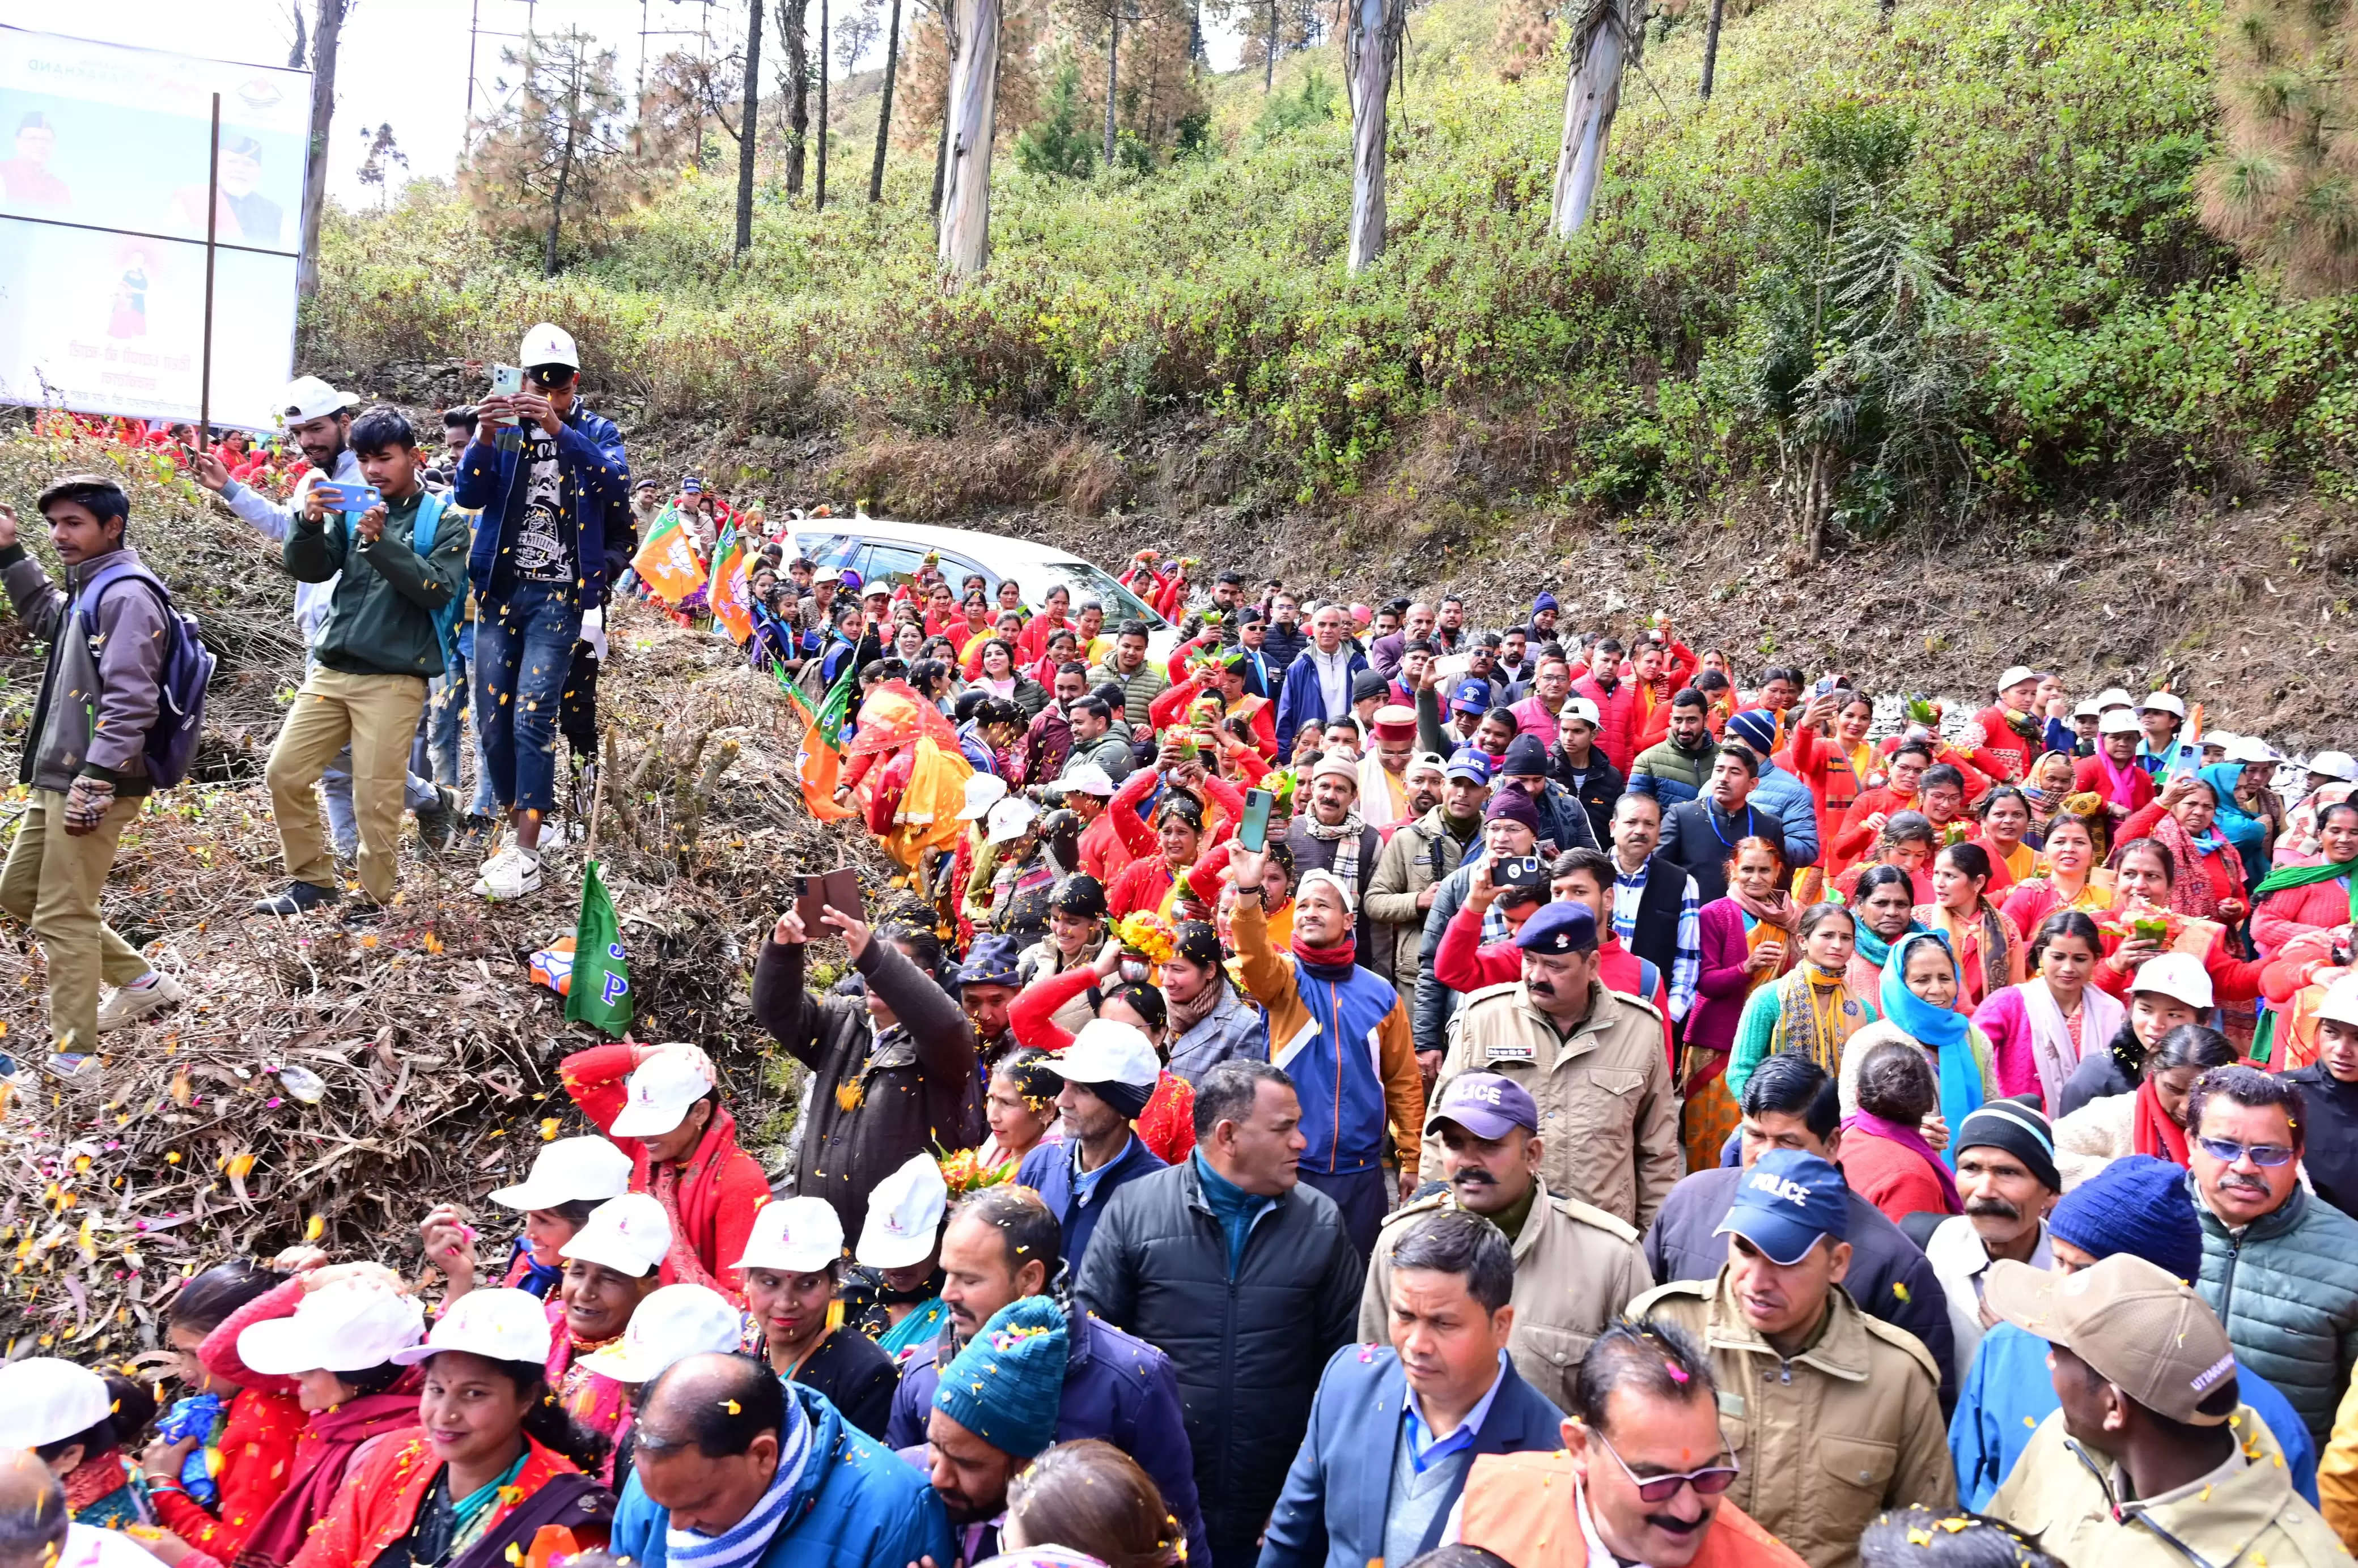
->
[1837,928,2000,1163]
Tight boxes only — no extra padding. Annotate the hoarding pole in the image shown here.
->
[198,92,219,453]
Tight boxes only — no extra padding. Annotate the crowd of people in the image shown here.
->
[12,322,2358,1568]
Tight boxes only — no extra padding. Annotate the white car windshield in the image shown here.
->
[1008,559,1166,629]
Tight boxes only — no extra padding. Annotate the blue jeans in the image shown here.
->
[476,580,580,817]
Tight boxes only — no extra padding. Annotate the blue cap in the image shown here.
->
[931,1295,1068,1459]
[1512,901,1596,954]
[2049,1154,2202,1282]
[957,933,1023,989]
[1444,747,1492,785]
[1451,679,1493,715]
[1726,708,1778,757]
[1427,1072,1540,1138]
[1502,734,1551,777]
[1715,1149,1850,1265]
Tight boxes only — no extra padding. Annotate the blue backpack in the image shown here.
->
[75,556,215,789]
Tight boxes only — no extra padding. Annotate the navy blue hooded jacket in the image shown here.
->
[453,402,633,607]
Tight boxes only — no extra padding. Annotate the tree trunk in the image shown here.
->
[1103,9,1119,167]
[295,0,346,299]
[931,16,959,214]
[1699,0,1725,99]
[1263,0,1278,91]
[870,0,902,200]
[1550,0,1630,237]
[546,67,578,276]
[286,1,308,70]
[736,0,765,249]
[781,0,810,194]
[939,0,1003,278]
[1344,0,1400,271]
[817,0,831,210]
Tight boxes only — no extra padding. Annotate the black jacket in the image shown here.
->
[1261,622,1309,677]
[1643,1164,1960,1408]
[753,937,985,1240]
[1617,850,1692,991]
[1549,750,1628,849]
[2285,1064,2358,1220]
[2055,1042,2135,1120]
[1076,1159,1365,1567]
[792,1324,900,1440]
[1660,799,1787,904]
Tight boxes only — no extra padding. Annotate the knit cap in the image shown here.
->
[931,1295,1068,1459]
[2047,1153,2203,1283]
[1953,1098,2059,1193]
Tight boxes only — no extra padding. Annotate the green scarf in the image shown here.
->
[449,1452,530,1558]
[2250,859,2358,923]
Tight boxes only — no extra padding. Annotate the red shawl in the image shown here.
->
[632,1103,746,1293]
[235,1389,421,1568]
[2132,1077,2191,1165]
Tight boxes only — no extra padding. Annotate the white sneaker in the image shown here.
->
[472,846,544,900]
[97,971,186,1032]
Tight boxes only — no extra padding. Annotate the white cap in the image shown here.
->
[958,772,1011,821]
[279,375,357,425]
[2231,736,2280,765]
[519,322,580,369]
[2095,687,2136,711]
[1055,763,1116,798]
[2099,708,2142,736]
[560,1192,673,1278]
[488,1136,634,1211]
[1055,1019,1161,1095]
[2310,750,2357,782]
[0,1358,112,1450]
[579,1284,745,1384]
[237,1281,426,1375]
[1561,697,1602,726]
[735,1195,845,1275]
[2318,975,2358,1029]
[856,1151,948,1270]
[2204,731,2240,753]
[1996,665,2038,693]
[1404,751,1448,783]
[2140,691,2186,719]
[392,1286,555,1367]
[986,797,1038,845]
[609,1050,714,1139]
[813,566,843,585]
[2072,699,2103,719]
[2129,950,2213,1011]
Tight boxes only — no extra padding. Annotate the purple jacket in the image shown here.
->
[884,1295,1207,1567]
[1687,898,1761,1056]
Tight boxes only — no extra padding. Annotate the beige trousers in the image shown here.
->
[266,667,428,903]
[0,789,147,1053]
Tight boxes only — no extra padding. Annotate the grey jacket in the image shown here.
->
[2,543,168,794]
[1412,857,1487,1055]
[1364,807,1478,985]
[1165,980,1266,1085]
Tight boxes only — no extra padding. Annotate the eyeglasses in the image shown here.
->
[2195,1136,2297,1168]
[1592,1430,1740,1503]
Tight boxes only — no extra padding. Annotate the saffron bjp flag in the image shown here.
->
[784,662,859,822]
[630,504,707,606]
[708,522,753,645]
[843,679,965,758]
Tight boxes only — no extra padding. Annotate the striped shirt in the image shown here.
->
[1611,859,1701,1022]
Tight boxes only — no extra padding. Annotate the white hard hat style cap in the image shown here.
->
[488,1136,634,1211]
[959,774,1011,821]
[519,322,580,369]
[609,1050,715,1140]
[735,1195,845,1275]
[559,1192,674,1278]
[0,1359,113,1450]
[579,1284,745,1384]
[237,1281,426,1376]
[2129,951,2213,1012]
[858,1152,948,1270]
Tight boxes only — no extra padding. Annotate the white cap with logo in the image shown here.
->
[488,1135,634,1211]
[580,1284,747,1384]
[2128,950,2213,1012]
[958,773,1011,821]
[2309,750,2357,783]
[986,797,1038,845]
[519,322,580,370]
[857,1151,948,1270]
[238,1280,426,1375]
[2099,709,2143,736]
[610,1047,715,1140]
[392,1286,556,1366]
[560,1192,675,1278]
[0,1358,113,1450]
[735,1195,845,1275]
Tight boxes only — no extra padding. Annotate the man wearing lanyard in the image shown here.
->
[1660,746,1789,904]
[1258,1209,1565,1568]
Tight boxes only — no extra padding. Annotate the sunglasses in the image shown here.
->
[1594,1430,1740,1503]
[2195,1136,2297,1168]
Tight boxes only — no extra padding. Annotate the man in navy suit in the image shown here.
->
[1257,1208,1564,1568]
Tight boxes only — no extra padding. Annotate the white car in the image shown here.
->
[787,517,1181,659]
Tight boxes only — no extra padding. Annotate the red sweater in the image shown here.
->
[1839,1132,1957,1227]
[2073,754,2156,815]
[560,1044,771,1293]
[151,1382,304,1562]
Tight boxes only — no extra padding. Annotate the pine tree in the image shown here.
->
[1016,61,1099,176]
[354,122,408,211]
[463,28,653,275]
[2199,0,2358,294]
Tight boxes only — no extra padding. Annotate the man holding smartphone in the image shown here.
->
[456,322,633,900]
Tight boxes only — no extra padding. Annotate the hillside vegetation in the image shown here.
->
[313,0,2358,542]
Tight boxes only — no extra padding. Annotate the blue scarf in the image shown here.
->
[1879,930,1983,1164]
[504,1237,561,1300]
[1852,917,1924,972]
[667,1399,813,1568]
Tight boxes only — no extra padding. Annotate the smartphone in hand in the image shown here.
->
[1237,788,1274,853]
[312,482,383,512]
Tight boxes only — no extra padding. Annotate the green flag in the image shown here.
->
[565,858,633,1037]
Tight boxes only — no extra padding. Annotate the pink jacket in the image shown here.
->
[1510,693,1564,747]
[1571,671,1638,774]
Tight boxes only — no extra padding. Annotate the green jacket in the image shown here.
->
[285,492,468,679]
[2196,1178,2358,1448]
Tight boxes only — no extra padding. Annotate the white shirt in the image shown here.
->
[1926,1214,2051,1372]
[1307,643,1353,724]
[223,450,362,643]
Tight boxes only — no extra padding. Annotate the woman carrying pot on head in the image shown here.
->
[1999,810,2114,941]
[1916,842,2025,1013]
[1971,911,2124,1113]
[419,1137,634,1306]
[139,1261,302,1565]
[1837,929,2000,1145]
[2051,1023,2239,1188]
[289,1289,613,1568]
[736,1197,899,1441]
[0,1359,155,1528]
[160,1263,430,1567]
[1726,902,1879,1101]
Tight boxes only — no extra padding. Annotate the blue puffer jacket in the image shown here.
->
[1749,760,1822,868]
[883,1294,1210,1568]
[1017,1132,1168,1273]
[2194,1176,2358,1447]
[453,402,633,606]
[613,1380,952,1568]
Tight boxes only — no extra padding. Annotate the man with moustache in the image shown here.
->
[1360,1073,1651,1414]
[1919,1100,2058,1374]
